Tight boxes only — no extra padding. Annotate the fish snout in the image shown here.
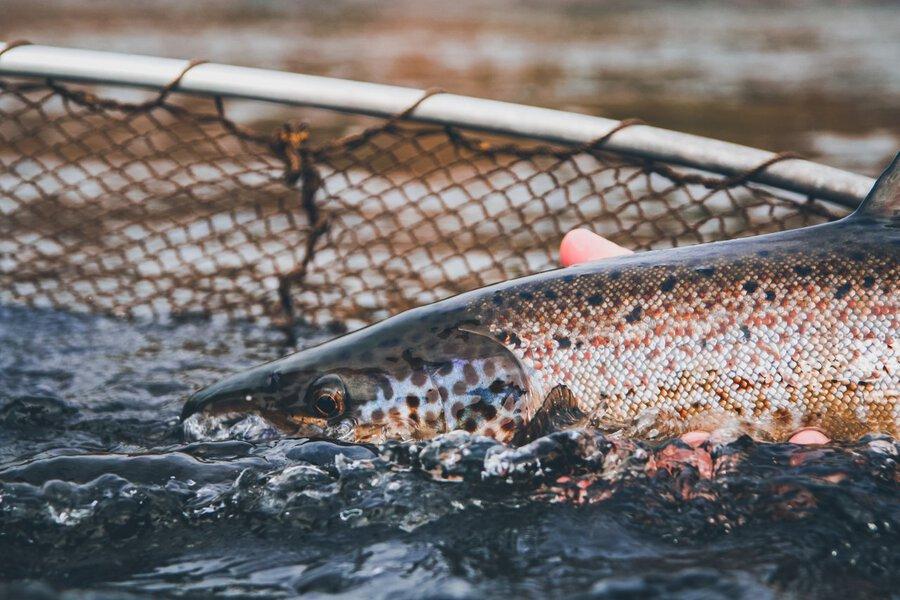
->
[181,367,273,421]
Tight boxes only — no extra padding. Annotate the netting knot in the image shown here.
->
[270,122,312,186]
[266,121,330,335]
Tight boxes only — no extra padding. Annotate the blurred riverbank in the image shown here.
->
[3,0,898,174]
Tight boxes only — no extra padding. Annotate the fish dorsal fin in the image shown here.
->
[852,152,899,221]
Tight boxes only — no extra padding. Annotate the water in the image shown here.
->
[1,304,897,598]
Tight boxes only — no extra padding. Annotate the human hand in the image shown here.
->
[559,228,830,446]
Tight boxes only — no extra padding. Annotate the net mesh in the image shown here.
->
[0,78,848,329]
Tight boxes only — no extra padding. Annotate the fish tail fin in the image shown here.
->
[850,151,899,222]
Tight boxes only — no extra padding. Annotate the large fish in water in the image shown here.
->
[183,155,899,443]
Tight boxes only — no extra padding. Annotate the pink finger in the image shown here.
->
[559,229,632,267]
[788,428,830,445]
[680,430,711,448]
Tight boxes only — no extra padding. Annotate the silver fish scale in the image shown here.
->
[477,225,899,440]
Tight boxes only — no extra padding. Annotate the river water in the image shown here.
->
[1,304,897,598]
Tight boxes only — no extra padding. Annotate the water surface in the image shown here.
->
[1,305,896,598]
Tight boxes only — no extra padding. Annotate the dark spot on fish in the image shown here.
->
[406,395,420,409]
[409,412,420,423]
[625,305,642,324]
[587,294,603,306]
[438,362,453,376]
[696,267,715,278]
[562,274,575,283]
[575,341,584,349]
[555,336,572,349]
[426,389,440,404]
[756,249,770,257]
[848,250,866,262]
[477,401,498,420]
[438,386,449,401]
[489,379,506,394]
[266,371,282,391]
[835,283,852,299]
[378,379,394,399]
[402,350,424,370]
[463,418,477,432]
[660,276,677,292]
[764,290,776,301]
[498,331,522,348]
[794,265,812,277]
[501,418,516,431]
[378,337,399,348]
[740,325,751,340]
[451,402,464,418]
[773,407,792,426]
[464,364,479,385]
[544,290,558,300]
[371,409,385,422]
[480,361,493,379]
[452,381,467,395]
[742,281,759,294]
[411,370,428,386]
[492,294,504,306]
[862,276,875,289]
[610,270,622,280]
[483,428,495,438]
[519,291,534,301]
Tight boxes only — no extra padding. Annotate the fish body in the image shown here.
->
[183,155,899,443]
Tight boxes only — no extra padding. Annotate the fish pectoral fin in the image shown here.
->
[517,385,587,443]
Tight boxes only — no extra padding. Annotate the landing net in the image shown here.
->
[0,77,847,329]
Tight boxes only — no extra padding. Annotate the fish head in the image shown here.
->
[182,309,540,443]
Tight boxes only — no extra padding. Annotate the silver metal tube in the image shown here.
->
[0,42,874,207]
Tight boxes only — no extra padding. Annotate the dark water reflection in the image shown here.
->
[0,305,897,598]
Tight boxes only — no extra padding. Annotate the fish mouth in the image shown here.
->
[181,400,355,442]
[182,372,372,442]
[181,365,272,422]
[182,368,321,440]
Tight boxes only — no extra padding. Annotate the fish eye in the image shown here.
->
[306,374,347,419]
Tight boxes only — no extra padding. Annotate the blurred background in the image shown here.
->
[2,0,898,175]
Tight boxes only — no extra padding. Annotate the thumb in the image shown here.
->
[559,229,632,267]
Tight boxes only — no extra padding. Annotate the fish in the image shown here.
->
[182,154,899,444]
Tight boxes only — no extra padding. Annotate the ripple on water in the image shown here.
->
[0,306,898,598]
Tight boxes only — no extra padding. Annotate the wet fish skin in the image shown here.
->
[473,217,897,440]
[182,155,899,443]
